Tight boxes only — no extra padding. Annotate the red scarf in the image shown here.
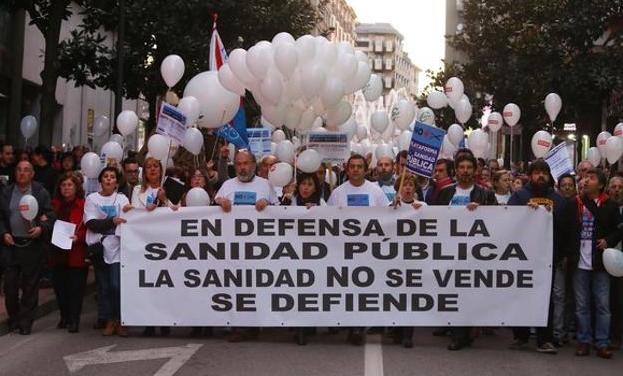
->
[576,192,608,220]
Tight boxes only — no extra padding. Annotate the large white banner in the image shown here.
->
[120,206,553,327]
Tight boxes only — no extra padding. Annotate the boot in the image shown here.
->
[102,320,116,336]
[116,321,129,337]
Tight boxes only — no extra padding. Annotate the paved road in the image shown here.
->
[0,296,619,376]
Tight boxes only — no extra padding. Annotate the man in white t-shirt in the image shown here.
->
[215,150,278,212]
[327,154,389,346]
[376,155,396,202]
[328,154,390,208]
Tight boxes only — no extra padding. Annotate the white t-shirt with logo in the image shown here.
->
[215,176,278,206]
[495,193,511,205]
[450,186,474,206]
[84,191,130,264]
[131,186,160,209]
[578,204,595,270]
[380,184,397,202]
[327,180,390,207]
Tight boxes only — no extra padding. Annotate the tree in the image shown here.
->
[57,0,319,144]
[429,0,623,161]
[9,0,79,145]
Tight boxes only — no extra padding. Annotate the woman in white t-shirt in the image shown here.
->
[493,170,512,205]
[392,173,428,211]
[84,167,131,337]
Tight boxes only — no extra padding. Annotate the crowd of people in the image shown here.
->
[0,139,621,360]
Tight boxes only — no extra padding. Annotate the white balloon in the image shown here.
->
[93,115,110,137]
[615,122,623,138]
[321,78,345,108]
[375,144,394,159]
[246,41,273,81]
[284,107,303,131]
[262,103,287,127]
[444,77,464,102]
[417,107,436,125]
[276,140,295,164]
[362,74,383,102]
[272,32,295,46]
[427,91,448,109]
[391,100,416,130]
[326,101,352,128]
[217,63,246,96]
[586,147,601,167]
[186,187,211,207]
[116,110,138,137]
[182,127,203,155]
[467,129,488,158]
[109,133,124,147]
[80,152,102,179]
[20,115,38,139]
[441,135,457,158]
[270,141,277,154]
[605,136,623,164]
[338,117,357,140]
[260,71,283,105]
[531,130,553,158]
[148,134,170,160]
[229,49,257,88]
[177,96,201,127]
[597,131,612,156]
[316,36,337,65]
[399,130,412,151]
[274,43,298,79]
[295,35,316,62]
[455,98,472,124]
[300,64,326,98]
[19,194,38,221]
[161,54,185,88]
[345,61,372,93]
[447,123,464,146]
[312,117,324,130]
[603,248,623,277]
[297,149,322,173]
[272,129,286,143]
[354,50,368,63]
[298,108,317,133]
[356,124,368,140]
[335,52,358,80]
[183,71,240,129]
[486,112,503,133]
[370,111,389,133]
[544,93,562,122]
[100,141,123,163]
[503,103,521,127]
[268,162,294,187]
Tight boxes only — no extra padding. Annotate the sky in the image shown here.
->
[348,0,447,92]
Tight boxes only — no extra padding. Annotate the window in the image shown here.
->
[374,58,383,70]
[356,40,369,49]
[385,41,393,52]
[374,40,383,52]
[385,59,393,70]
[384,76,393,88]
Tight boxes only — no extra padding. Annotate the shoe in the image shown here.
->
[18,327,32,335]
[348,331,364,346]
[67,323,79,333]
[402,338,414,349]
[160,327,170,337]
[575,343,590,356]
[596,347,612,359]
[57,319,67,329]
[143,327,156,337]
[536,342,558,354]
[508,339,529,350]
[447,339,471,351]
[102,320,116,336]
[116,322,129,338]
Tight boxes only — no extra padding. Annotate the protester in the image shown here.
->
[564,168,621,359]
[376,155,397,202]
[607,175,623,350]
[84,166,131,337]
[0,141,15,185]
[32,145,58,195]
[0,160,55,335]
[492,169,512,205]
[315,163,332,202]
[50,172,87,333]
[118,157,140,200]
[258,154,278,179]
[394,150,407,179]
[557,173,577,199]
[436,152,497,350]
[575,160,594,192]
[425,158,454,205]
[184,167,214,206]
[327,154,390,346]
[512,176,525,192]
[507,159,565,354]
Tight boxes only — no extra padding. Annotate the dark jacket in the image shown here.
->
[562,194,622,272]
[508,183,567,264]
[436,183,498,206]
[0,181,56,239]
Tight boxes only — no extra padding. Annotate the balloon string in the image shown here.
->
[210,133,221,162]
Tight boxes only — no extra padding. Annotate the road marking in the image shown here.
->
[63,343,203,376]
[364,334,384,376]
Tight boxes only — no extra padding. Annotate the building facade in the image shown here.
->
[0,3,142,151]
[354,22,421,101]
[310,0,357,44]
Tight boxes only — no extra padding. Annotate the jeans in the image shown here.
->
[574,269,611,348]
[552,263,566,341]
[95,262,121,321]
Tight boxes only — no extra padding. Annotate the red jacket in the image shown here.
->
[50,198,87,268]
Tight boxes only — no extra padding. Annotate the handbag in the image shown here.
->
[86,236,106,264]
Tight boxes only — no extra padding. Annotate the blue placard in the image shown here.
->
[347,194,370,207]
[233,191,257,205]
[406,121,446,178]
[247,128,272,156]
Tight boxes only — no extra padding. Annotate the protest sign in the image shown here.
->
[156,103,187,144]
[306,132,350,163]
[121,206,552,327]
[247,128,272,157]
[544,141,574,182]
[406,121,446,178]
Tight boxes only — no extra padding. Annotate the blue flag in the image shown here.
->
[217,100,248,148]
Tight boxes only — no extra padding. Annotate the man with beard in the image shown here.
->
[607,175,623,350]
[564,168,621,359]
[507,159,565,354]
[376,155,397,202]
[436,153,497,351]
